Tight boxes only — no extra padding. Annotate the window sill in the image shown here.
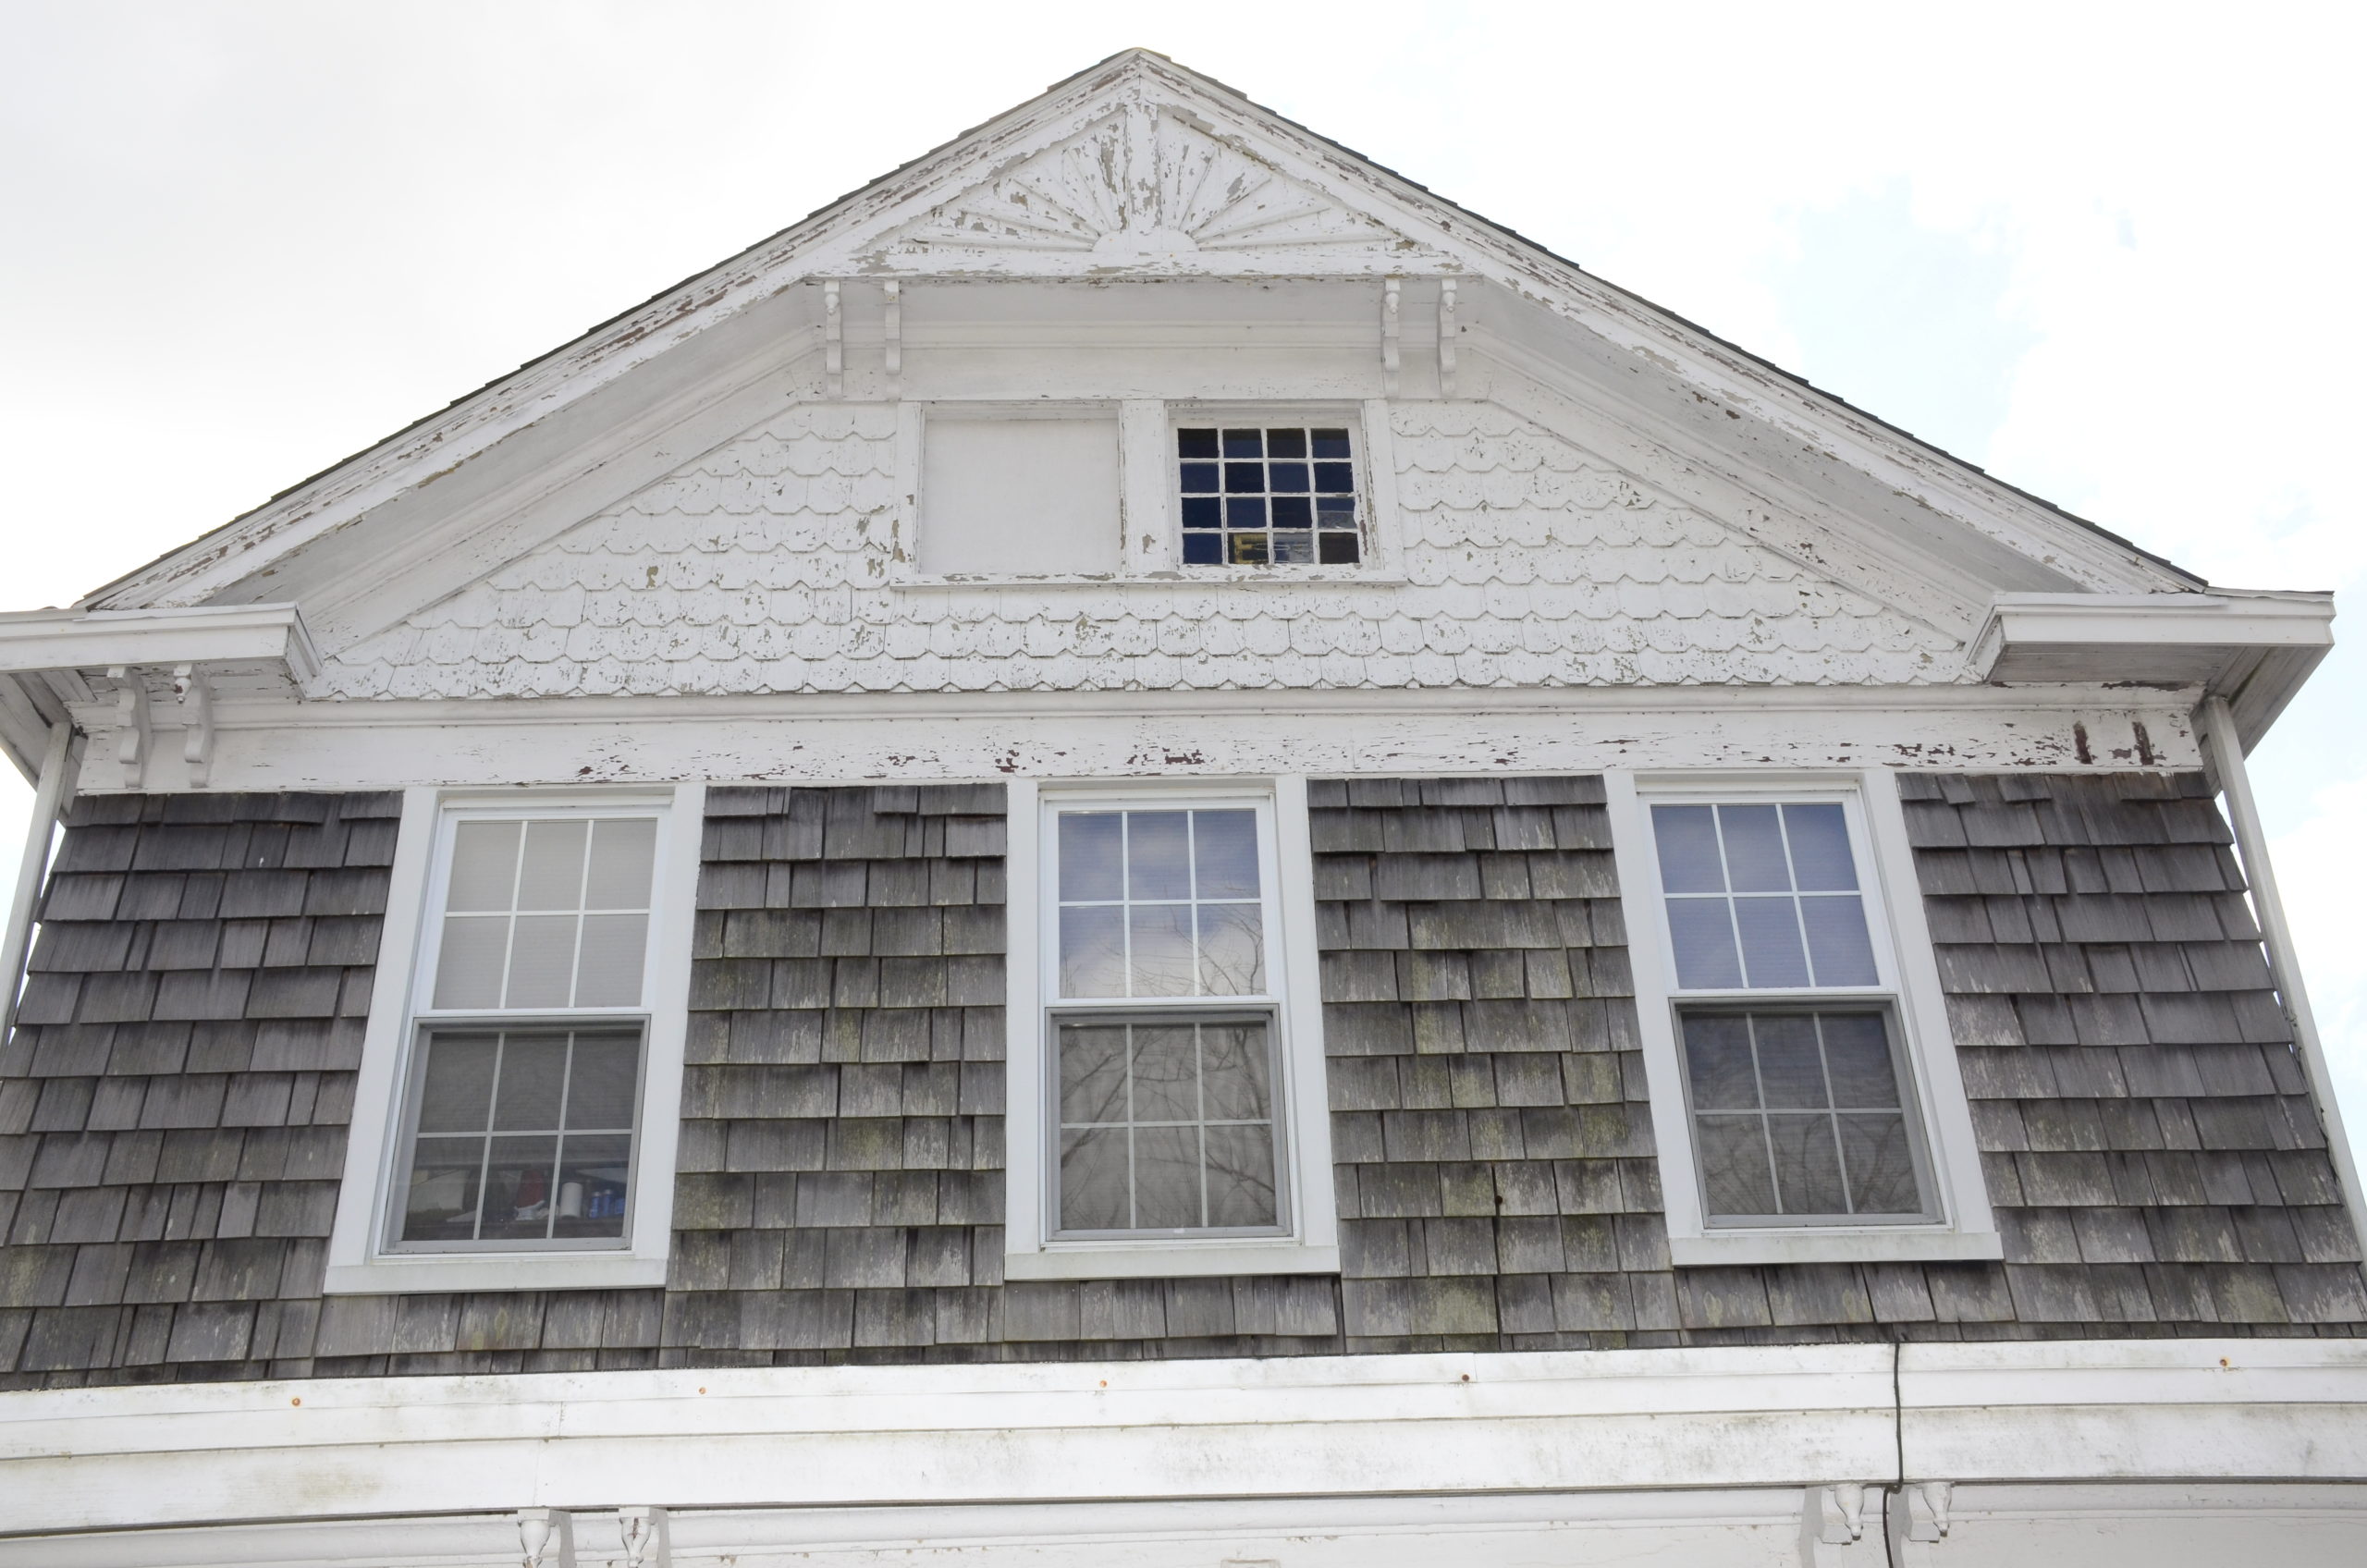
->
[322,1252,669,1295]
[1005,1241,1341,1280]
[889,572,1406,591]
[1667,1228,2004,1268]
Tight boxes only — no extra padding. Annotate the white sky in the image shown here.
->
[6,1,2364,1175]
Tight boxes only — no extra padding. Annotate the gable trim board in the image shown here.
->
[1,1341,2362,1539]
[76,51,2201,645]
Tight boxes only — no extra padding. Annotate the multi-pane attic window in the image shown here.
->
[395,808,664,1252]
[1048,804,1288,1236]
[1177,425,1361,566]
[1648,797,1933,1225]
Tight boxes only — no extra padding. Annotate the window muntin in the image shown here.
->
[1646,792,1932,1227]
[1177,425,1361,566]
[1041,795,1292,1240]
[399,1025,644,1243]
[1055,1015,1281,1233]
[394,806,665,1254]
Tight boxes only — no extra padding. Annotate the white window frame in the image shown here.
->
[1003,776,1338,1279]
[324,785,704,1293]
[1604,769,2000,1267]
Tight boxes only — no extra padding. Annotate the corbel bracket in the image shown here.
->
[882,279,902,393]
[823,278,844,398]
[1438,276,1459,397]
[1906,1480,1953,1542]
[104,666,151,790]
[1380,276,1402,397]
[516,1507,574,1568]
[172,663,215,788]
[618,1505,671,1566]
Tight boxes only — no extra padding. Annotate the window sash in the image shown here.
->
[385,1022,649,1253]
[1038,792,1296,1240]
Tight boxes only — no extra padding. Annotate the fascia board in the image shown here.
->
[0,604,321,686]
[78,52,2218,626]
[1974,590,2334,746]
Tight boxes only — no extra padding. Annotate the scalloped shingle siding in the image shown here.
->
[318,403,1956,701]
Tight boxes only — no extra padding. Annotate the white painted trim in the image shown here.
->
[1002,776,1337,1279]
[0,603,321,685]
[1358,396,1406,578]
[320,785,701,1294]
[2202,695,2367,1289]
[1118,398,1173,575]
[1603,769,2000,1266]
[0,720,73,1043]
[60,692,2209,799]
[1,1341,2362,1539]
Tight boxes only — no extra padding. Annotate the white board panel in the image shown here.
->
[922,416,1121,576]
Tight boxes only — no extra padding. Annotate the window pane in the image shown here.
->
[1177,427,1218,459]
[1193,811,1259,899]
[1651,804,1724,893]
[1199,1021,1273,1121]
[1129,1023,1199,1121]
[1058,1023,1128,1124]
[1126,812,1192,900]
[1839,1114,1921,1213]
[1768,1114,1849,1214]
[478,1134,560,1241]
[566,1030,644,1130]
[1196,902,1265,997]
[1681,1013,1759,1110]
[1059,1128,1129,1230]
[574,913,649,1007]
[1058,905,1126,998]
[433,914,509,1010]
[1666,899,1744,988]
[517,819,588,910]
[504,913,580,1008]
[1820,1012,1902,1109]
[1783,804,1858,891]
[554,1132,632,1238]
[1719,804,1791,892]
[1266,428,1306,459]
[1732,897,1810,987]
[400,1136,484,1242]
[492,1034,569,1131]
[1204,1123,1279,1227]
[1127,903,1196,997]
[1697,1114,1777,1218]
[416,1031,498,1133]
[1801,896,1879,987]
[1058,813,1123,901]
[584,817,657,908]
[446,821,521,912]
[1750,1012,1828,1109]
[1133,1126,1204,1228]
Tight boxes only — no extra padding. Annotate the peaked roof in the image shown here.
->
[87,47,2206,628]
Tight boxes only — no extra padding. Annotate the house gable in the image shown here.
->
[78,49,2200,657]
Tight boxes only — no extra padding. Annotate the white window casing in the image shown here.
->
[1604,769,2000,1267]
[323,785,704,1293]
[1004,777,1339,1279]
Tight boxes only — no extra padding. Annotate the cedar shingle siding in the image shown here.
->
[0,774,2358,1388]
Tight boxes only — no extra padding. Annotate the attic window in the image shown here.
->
[1178,426,1361,566]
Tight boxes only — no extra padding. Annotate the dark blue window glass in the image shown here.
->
[1176,424,1360,568]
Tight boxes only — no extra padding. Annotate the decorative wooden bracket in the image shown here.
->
[172,663,214,788]
[1380,276,1402,397]
[618,1505,670,1566]
[516,1507,574,1568]
[823,279,844,398]
[1438,276,1459,397]
[882,279,902,393]
[1906,1480,1953,1541]
[104,666,151,790]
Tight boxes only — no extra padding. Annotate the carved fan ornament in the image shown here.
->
[868,100,1443,273]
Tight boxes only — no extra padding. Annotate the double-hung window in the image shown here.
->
[1607,771,1998,1266]
[325,789,702,1292]
[1003,779,1338,1279]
